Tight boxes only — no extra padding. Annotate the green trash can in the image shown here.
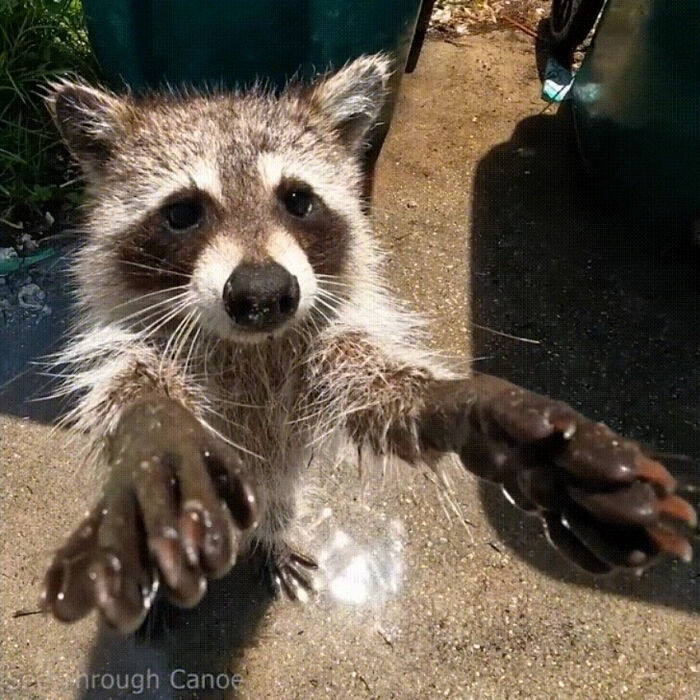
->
[81,0,426,194]
[571,0,700,231]
[82,0,423,90]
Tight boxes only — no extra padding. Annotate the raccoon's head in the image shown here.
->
[47,55,390,344]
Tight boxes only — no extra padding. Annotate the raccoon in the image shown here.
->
[40,55,695,632]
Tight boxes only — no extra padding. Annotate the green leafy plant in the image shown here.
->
[0,0,99,225]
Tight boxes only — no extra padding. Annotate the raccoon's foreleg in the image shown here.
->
[311,333,696,574]
[41,341,258,632]
[420,373,696,573]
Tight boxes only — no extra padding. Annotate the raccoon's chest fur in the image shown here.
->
[191,335,317,487]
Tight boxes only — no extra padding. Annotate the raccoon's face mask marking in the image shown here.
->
[116,187,219,291]
[46,54,391,345]
[274,177,350,278]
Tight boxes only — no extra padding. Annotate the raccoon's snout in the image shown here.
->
[223,262,300,332]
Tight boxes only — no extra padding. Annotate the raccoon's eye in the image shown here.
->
[163,200,203,231]
[282,188,314,218]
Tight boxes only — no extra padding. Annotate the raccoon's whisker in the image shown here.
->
[173,311,196,365]
[315,284,346,300]
[314,296,339,315]
[126,305,187,335]
[122,292,193,328]
[315,282,352,294]
[110,285,189,313]
[316,281,347,294]
[124,248,192,276]
[181,317,209,372]
[138,297,194,339]
[198,402,236,426]
[198,402,251,434]
[137,307,188,342]
[315,274,352,286]
[315,290,345,309]
[287,404,331,424]
[118,260,191,279]
[309,303,333,326]
[202,336,224,384]
[180,312,201,368]
[318,280,352,295]
[198,416,263,460]
[299,312,321,339]
[312,302,341,329]
[114,291,191,326]
[310,309,332,329]
[170,308,198,369]
[160,308,195,371]
[183,319,202,376]
[200,336,213,383]
[291,323,315,348]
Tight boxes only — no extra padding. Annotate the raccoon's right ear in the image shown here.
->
[44,80,132,172]
[307,54,392,153]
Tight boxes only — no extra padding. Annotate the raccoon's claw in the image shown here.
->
[263,547,318,601]
[41,395,258,632]
[471,383,696,573]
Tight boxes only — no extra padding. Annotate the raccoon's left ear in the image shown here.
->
[44,79,133,173]
[307,54,392,153]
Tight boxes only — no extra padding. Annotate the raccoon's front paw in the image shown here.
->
[41,395,258,632]
[462,384,697,573]
[261,546,318,601]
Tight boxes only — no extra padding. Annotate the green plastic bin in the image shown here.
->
[82,0,423,90]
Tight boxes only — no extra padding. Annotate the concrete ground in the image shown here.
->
[2,32,698,699]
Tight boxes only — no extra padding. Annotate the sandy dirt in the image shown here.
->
[1,32,698,699]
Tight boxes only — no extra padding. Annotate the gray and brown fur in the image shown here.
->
[46,55,455,561]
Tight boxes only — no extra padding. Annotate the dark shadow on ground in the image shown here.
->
[78,555,272,700]
[469,104,700,613]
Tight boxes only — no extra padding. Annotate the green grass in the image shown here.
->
[0,0,99,226]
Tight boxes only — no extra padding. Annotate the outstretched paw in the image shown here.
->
[421,376,697,575]
[262,546,318,602]
[467,384,697,573]
[41,395,258,632]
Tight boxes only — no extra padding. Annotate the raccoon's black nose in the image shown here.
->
[223,262,300,331]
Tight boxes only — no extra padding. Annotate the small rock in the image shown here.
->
[18,283,46,310]
[18,233,39,253]
[406,200,418,209]
[0,247,18,263]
